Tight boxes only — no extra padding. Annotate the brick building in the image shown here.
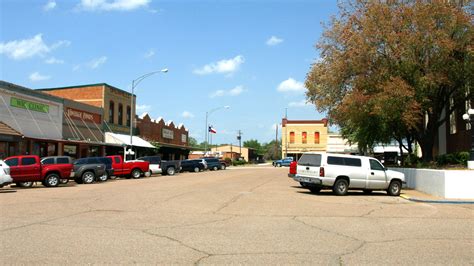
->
[39,83,134,135]
[136,113,190,160]
[281,118,329,160]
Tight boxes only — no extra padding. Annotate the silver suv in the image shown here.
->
[293,152,405,196]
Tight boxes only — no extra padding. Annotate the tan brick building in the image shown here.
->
[281,118,329,160]
[39,83,135,135]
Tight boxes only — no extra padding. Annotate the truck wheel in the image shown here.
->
[387,180,402,196]
[60,179,69,185]
[221,164,226,170]
[333,179,349,196]
[193,167,200,173]
[277,163,282,167]
[145,170,152,177]
[131,169,142,179]
[309,187,321,194]
[166,167,176,176]
[98,173,108,182]
[44,173,60,187]
[212,166,218,171]
[82,171,95,184]
[16,182,34,188]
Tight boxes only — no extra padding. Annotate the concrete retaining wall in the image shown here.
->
[394,168,473,199]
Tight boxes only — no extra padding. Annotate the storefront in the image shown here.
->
[0,121,23,158]
[0,81,64,157]
[105,132,157,159]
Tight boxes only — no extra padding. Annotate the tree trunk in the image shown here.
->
[420,136,435,162]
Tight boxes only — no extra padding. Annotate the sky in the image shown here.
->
[0,0,339,145]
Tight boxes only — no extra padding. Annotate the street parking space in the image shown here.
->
[1,166,473,265]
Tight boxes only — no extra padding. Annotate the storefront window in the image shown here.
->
[89,146,99,157]
[64,145,78,158]
[47,143,56,156]
[0,142,7,159]
[118,104,123,125]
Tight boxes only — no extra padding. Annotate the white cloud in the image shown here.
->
[266,36,283,46]
[210,85,245,98]
[136,104,151,112]
[43,0,57,11]
[229,86,244,96]
[45,57,64,64]
[288,99,311,107]
[144,49,155,58]
[79,0,151,11]
[29,72,51,82]
[194,55,244,75]
[0,34,70,60]
[277,78,305,92]
[88,56,107,69]
[181,111,195,119]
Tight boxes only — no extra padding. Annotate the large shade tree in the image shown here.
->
[306,0,473,161]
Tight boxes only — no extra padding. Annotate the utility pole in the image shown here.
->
[237,130,242,158]
[274,123,279,160]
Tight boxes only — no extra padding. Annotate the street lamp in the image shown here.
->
[129,68,168,158]
[205,105,230,155]
[462,108,474,169]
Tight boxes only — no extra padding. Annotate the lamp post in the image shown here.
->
[204,106,230,155]
[462,108,474,169]
[129,68,168,158]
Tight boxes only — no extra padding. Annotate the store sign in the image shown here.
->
[66,108,101,124]
[162,128,174,139]
[181,134,187,143]
[10,97,49,113]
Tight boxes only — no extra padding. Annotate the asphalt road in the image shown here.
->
[1,166,473,265]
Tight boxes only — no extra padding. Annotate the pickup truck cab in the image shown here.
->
[107,155,149,179]
[137,156,180,176]
[4,155,73,188]
[293,152,405,196]
[273,157,294,167]
[71,157,111,184]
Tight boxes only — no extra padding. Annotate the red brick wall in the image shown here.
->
[137,114,189,147]
[41,86,104,108]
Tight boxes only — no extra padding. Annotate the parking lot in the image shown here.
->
[1,166,473,265]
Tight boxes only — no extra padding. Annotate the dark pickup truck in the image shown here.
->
[71,157,107,184]
[138,156,181,176]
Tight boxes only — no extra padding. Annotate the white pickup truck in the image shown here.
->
[293,152,405,196]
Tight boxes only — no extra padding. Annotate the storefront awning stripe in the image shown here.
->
[105,132,156,148]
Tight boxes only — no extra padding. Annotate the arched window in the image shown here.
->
[302,132,307,144]
[126,106,131,127]
[289,132,295,144]
[109,101,115,124]
[314,132,320,144]
[118,104,123,125]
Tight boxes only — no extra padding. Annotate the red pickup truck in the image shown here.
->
[4,155,73,188]
[107,155,149,179]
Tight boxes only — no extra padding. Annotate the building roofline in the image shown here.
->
[1,80,65,103]
[282,118,329,127]
[37,83,133,96]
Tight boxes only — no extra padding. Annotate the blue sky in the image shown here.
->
[0,0,338,145]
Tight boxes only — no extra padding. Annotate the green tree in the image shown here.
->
[243,139,263,155]
[306,1,473,161]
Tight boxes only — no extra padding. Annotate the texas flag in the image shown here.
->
[209,126,217,134]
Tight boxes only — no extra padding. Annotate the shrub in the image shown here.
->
[436,152,470,166]
[232,159,247,166]
[224,157,232,165]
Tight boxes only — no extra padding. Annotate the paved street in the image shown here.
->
[1,166,473,265]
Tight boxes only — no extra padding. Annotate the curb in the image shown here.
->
[400,194,474,204]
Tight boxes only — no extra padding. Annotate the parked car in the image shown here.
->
[107,155,149,179]
[180,159,205,173]
[41,156,74,184]
[0,159,13,188]
[194,158,208,170]
[137,156,181,176]
[4,155,73,188]
[292,152,405,196]
[202,157,221,171]
[72,157,107,184]
[273,157,293,167]
[219,159,229,170]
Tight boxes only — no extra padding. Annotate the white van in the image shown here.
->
[0,159,13,188]
[293,152,405,196]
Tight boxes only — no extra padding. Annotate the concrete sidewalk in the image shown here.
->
[401,189,474,204]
